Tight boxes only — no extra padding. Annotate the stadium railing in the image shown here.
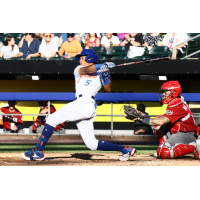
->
[0,92,200,137]
[173,34,200,59]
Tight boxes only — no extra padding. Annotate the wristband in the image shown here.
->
[103,78,111,85]
[95,64,103,70]
[143,117,150,125]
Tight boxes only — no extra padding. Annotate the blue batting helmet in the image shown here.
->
[75,49,98,63]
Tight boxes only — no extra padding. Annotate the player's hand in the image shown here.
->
[103,62,115,69]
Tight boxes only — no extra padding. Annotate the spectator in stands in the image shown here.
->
[101,33,120,50]
[19,33,42,48]
[161,33,188,59]
[61,33,81,45]
[29,101,65,134]
[132,104,153,135]
[39,33,58,59]
[84,33,100,49]
[120,33,142,50]
[80,33,101,44]
[58,33,82,59]
[143,33,163,49]
[42,33,62,47]
[117,33,130,43]
[16,33,40,60]
[0,35,19,59]
[0,101,24,133]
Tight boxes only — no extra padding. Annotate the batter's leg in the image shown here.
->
[76,117,136,161]
[35,99,96,151]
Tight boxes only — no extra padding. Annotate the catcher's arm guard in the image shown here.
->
[123,105,142,121]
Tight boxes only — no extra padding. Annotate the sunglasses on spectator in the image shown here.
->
[45,35,51,38]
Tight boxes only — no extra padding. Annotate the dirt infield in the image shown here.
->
[0,152,200,166]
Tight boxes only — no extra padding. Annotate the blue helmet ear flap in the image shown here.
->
[85,53,98,64]
[75,49,98,63]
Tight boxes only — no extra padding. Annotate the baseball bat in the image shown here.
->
[114,57,170,67]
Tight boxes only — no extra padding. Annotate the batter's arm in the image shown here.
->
[78,64,96,75]
[103,81,112,93]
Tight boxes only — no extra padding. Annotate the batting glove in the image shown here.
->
[103,62,115,69]
[95,63,109,71]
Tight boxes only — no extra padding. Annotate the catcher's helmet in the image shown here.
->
[159,81,182,104]
[75,49,98,64]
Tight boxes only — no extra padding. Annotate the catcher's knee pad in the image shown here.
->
[157,142,196,159]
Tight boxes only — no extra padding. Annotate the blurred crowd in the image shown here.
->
[0,33,189,60]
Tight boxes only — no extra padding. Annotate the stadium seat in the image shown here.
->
[7,57,23,60]
[187,33,200,37]
[98,56,107,61]
[110,56,128,60]
[49,57,64,60]
[4,33,23,38]
[15,38,21,45]
[68,57,76,60]
[104,46,128,59]
[187,40,200,56]
[81,42,85,49]
[29,57,45,60]
[147,46,171,59]
[0,35,5,43]
[89,47,107,57]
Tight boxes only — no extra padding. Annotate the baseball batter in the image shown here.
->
[22,49,136,161]
[125,81,200,159]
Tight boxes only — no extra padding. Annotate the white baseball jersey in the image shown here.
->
[46,64,106,151]
[74,65,103,97]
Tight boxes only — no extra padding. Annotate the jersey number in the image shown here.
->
[85,80,92,86]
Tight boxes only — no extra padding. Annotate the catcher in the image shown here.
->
[124,81,200,159]
[29,101,65,134]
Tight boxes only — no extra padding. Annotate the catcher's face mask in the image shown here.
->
[158,90,171,105]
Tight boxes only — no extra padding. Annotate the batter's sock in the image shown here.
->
[97,140,125,152]
[35,124,54,151]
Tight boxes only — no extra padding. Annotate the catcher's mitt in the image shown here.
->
[124,105,142,120]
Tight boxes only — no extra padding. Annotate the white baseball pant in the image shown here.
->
[46,96,99,150]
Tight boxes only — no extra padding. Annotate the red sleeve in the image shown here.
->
[163,105,188,124]
[1,107,6,112]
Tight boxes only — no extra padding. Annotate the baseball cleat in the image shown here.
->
[119,145,136,161]
[153,152,158,158]
[194,146,200,159]
[21,148,45,161]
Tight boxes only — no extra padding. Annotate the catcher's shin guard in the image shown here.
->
[154,128,166,144]
[157,142,196,159]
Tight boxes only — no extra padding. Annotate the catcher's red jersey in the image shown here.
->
[1,107,23,130]
[163,98,196,134]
